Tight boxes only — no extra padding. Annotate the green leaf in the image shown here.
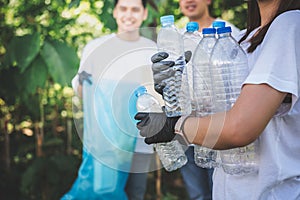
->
[0,67,21,105]
[21,55,48,94]
[4,33,41,73]
[99,0,117,31]
[68,0,81,9]
[40,39,79,86]
[21,93,41,121]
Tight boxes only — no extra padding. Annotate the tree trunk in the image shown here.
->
[35,122,43,157]
[2,119,10,170]
[35,93,45,157]
[66,118,72,155]
[156,154,162,200]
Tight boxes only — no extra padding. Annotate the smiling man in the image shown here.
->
[66,0,157,199]
[180,0,215,30]
[113,0,148,39]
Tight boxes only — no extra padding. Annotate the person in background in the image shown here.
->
[136,0,300,199]
[178,0,240,199]
[179,0,240,37]
[63,0,156,199]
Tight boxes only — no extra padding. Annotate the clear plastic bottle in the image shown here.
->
[183,21,201,54]
[210,26,259,175]
[192,28,220,169]
[157,15,191,117]
[135,86,187,172]
[182,21,201,112]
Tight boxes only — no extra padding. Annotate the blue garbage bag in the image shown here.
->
[61,148,129,200]
[61,79,141,200]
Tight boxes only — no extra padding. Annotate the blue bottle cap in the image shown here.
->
[186,21,199,32]
[217,26,232,34]
[160,15,175,25]
[202,28,216,34]
[212,21,226,28]
[134,86,147,97]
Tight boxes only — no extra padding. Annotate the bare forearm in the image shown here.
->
[182,84,287,150]
[77,85,83,98]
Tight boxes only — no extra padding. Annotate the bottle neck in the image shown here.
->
[162,22,175,28]
[185,31,198,35]
[217,32,231,38]
[203,33,216,38]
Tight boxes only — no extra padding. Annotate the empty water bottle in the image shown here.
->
[183,21,201,54]
[183,22,201,112]
[157,15,191,117]
[135,86,187,172]
[210,26,258,175]
[192,28,220,169]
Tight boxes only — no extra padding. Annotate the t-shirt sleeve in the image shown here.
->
[244,11,300,111]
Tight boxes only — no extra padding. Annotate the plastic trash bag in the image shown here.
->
[61,79,141,199]
[61,148,129,200]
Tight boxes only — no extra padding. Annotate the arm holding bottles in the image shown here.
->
[135,52,288,150]
[182,84,287,149]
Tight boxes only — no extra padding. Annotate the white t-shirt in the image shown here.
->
[72,34,158,154]
[213,10,300,200]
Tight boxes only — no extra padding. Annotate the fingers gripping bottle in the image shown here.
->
[210,26,259,175]
[135,86,187,172]
[157,15,191,117]
[192,28,220,169]
[183,22,202,112]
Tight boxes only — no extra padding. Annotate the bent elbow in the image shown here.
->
[225,121,258,149]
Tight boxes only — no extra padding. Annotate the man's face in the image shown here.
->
[113,0,148,33]
[179,0,211,19]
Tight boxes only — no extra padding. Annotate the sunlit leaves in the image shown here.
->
[68,0,81,9]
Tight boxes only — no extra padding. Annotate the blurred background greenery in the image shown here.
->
[0,0,247,199]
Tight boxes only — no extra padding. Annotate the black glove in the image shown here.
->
[134,112,180,144]
[151,51,192,95]
[78,71,92,85]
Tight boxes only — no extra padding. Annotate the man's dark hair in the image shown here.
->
[114,0,147,8]
[239,0,300,53]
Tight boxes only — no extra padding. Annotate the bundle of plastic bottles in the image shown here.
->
[155,15,259,176]
[186,22,259,176]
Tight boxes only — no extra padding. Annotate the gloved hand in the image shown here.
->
[78,71,92,85]
[151,51,192,95]
[135,111,183,145]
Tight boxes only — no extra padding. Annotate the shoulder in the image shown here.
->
[266,10,300,40]
[271,10,300,28]
[83,33,116,53]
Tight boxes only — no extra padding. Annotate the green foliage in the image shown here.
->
[40,39,78,86]
[211,0,247,29]
[20,155,81,200]
[3,33,41,72]
[99,0,117,31]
